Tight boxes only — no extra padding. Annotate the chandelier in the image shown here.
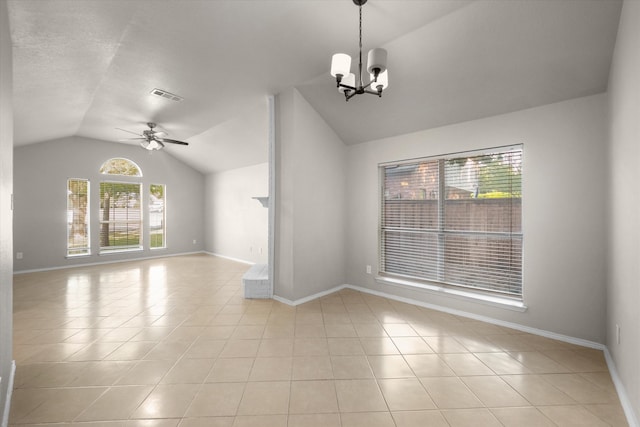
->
[330,0,388,101]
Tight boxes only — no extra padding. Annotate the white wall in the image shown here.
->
[274,88,347,301]
[346,94,608,343]
[13,137,206,271]
[0,0,14,422]
[205,163,268,264]
[607,0,640,422]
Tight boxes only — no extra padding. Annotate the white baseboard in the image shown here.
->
[273,285,347,306]
[604,347,639,427]
[13,251,206,275]
[1,360,15,427]
[272,283,603,348]
[205,252,255,266]
[344,284,605,350]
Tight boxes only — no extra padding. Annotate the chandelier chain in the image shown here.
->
[358,3,363,88]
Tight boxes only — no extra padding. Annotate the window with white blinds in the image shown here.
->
[99,181,143,253]
[67,178,90,256]
[149,184,166,249]
[380,146,523,298]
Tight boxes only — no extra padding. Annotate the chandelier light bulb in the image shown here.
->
[367,48,387,76]
[331,53,352,79]
[370,69,388,91]
[339,73,356,93]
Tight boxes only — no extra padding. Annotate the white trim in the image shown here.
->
[273,282,601,349]
[2,360,15,427]
[345,284,603,349]
[376,275,527,312]
[267,94,276,299]
[14,251,205,274]
[273,285,347,306]
[604,347,639,427]
[378,144,524,167]
[65,253,91,259]
[98,247,144,256]
[205,252,255,266]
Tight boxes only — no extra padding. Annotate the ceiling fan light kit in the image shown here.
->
[330,0,388,101]
[140,138,163,151]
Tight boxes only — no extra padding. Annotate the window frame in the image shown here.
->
[99,158,143,177]
[64,158,170,257]
[378,145,524,306]
[149,183,166,250]
[99,180,144,254]
[66,178,91,257]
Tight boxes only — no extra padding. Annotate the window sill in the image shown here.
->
[375,276,527,312]
[66,253,91,259]
[99,248,143,256]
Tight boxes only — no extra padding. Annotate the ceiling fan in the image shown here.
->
[117,122,189,151]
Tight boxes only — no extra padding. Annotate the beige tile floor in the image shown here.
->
[9,254,628,426]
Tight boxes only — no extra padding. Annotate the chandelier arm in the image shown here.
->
[361,79,377,91]
[338,82,357,91]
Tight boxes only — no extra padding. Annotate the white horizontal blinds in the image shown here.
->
[99,182,142,252]
[443,149,523,295]
[380,146,523,298]
[381,160,440,281]
[67,179,90,256]
[149,184,165,249]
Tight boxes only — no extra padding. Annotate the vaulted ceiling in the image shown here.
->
[7,0,622,174]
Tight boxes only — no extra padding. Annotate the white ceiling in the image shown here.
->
[8,0,622,174]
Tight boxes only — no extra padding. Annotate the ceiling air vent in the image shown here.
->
[150,88,183,102]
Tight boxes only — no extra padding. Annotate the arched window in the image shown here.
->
[99,158,142,176]
[66,158,167,257]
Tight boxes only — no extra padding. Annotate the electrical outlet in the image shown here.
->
[16,252,23,260]
[192,239,197,245]
[366,265,372,274]
[616,324,621,344]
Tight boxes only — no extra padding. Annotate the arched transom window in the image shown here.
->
[99,158,142,176]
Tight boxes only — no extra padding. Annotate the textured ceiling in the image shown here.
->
[8,0,622,174]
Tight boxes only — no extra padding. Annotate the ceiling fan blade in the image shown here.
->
[162,138,189,146]
[118,137,146,141]
[116,127,143,137]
